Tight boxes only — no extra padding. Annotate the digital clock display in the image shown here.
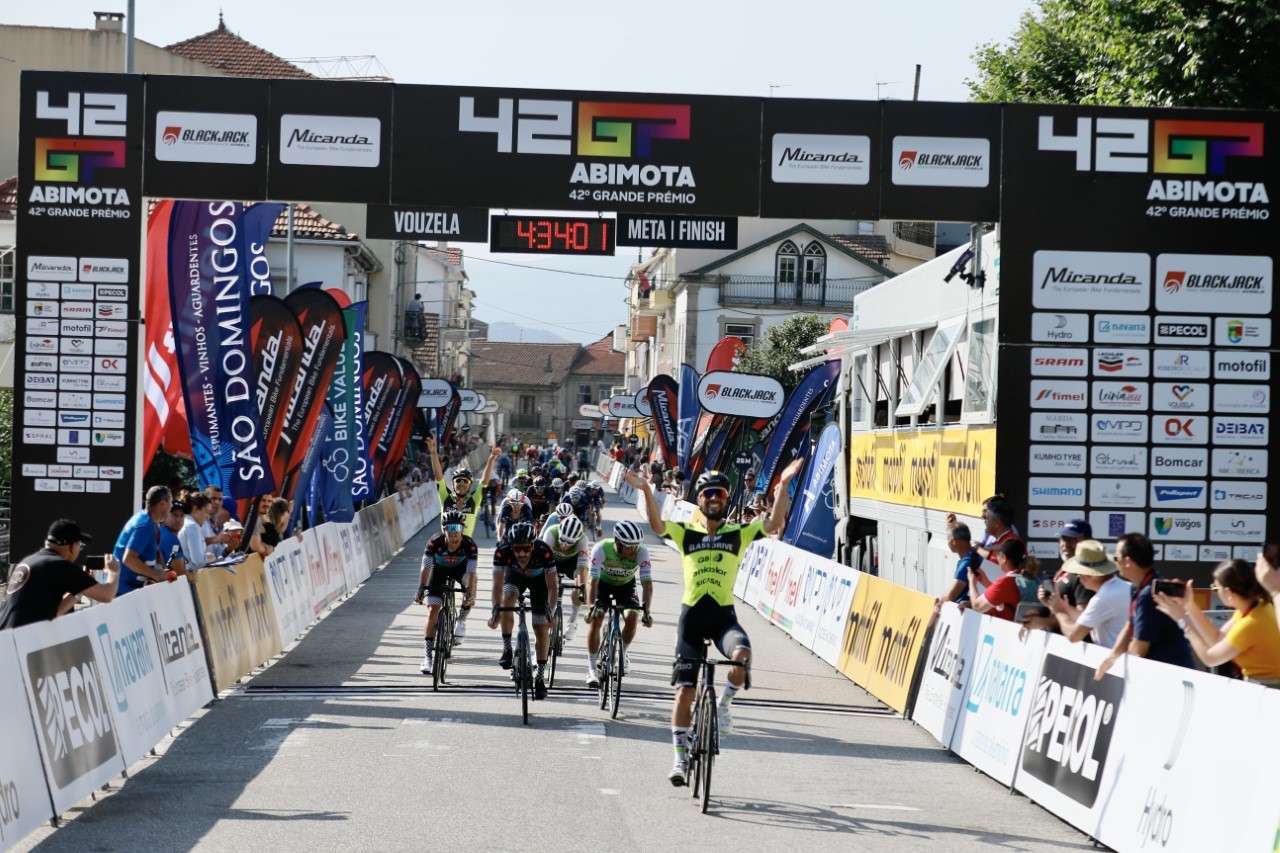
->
[489,215,616,256]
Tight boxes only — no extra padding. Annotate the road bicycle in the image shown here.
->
[496,594,535,725]
[594,595,631,719]
[429,576,470,691]
[677,640,751,813]
[548,582,585,690]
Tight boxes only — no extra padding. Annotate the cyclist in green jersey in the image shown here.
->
[427,437,500,538]
[624,460,802,786]
[540,514,590,640]
[583,520,653,688]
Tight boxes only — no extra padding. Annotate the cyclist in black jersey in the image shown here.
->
[488,521,558,699]
[415,510,479,673]
[625,460,803,786]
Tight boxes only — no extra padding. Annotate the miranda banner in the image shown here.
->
[784,422,841,556]
[249,295,304,509]
[278,287,348,498]
[645,374,680,472]
[379,359,422,494]
[363,351,403,493]
[167,200,273,498]
[434,383,462,447]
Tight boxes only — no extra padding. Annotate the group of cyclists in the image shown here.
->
[412,433,807,788]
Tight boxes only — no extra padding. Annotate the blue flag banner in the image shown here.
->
[317,305,357,521]
[784,423,841,550]
[756,360,841,496]
[244,203,285,296]
[678,363,699,475]
[293,404,334,527]
[796,473,837,558]
[168,200,273,498]
[346,302,373,502]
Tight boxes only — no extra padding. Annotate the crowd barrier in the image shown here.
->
[0,485,440,848]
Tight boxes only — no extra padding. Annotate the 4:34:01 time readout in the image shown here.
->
[489,215,616,256]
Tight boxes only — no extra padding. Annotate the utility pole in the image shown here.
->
[125,0,135,73]
[913,64,922,101]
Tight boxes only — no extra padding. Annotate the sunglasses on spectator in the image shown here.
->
[699,487,729,501]
[511,545,533,554]
[442,524,463,533]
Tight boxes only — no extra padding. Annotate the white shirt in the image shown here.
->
[179,516,207,569]
[1076,575,1134,647]
[202,518,225,558]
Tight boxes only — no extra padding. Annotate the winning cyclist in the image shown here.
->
[415,510,478,671]
[489,521,558,700]
[497,488,533,544]
[427,437,500,538]
[541,515,589,642]
[584,520,653,688]
[624,462,803,787]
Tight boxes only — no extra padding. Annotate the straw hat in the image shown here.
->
[1062,540,1118,576]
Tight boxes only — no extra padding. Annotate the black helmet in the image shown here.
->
[452,467,473,482]
[533,476,547,488]
[441,509,466,527]
[508,522,537,546]
[695,470,730,492]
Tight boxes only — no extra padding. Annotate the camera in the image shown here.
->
[1153,579,1185,597]
[1015,602,1050,623]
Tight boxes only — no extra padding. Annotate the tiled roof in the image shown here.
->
[470,342,581,387]
[569,334,624,377]
[422,246,464,269]
[264,203,359,242]
[167,18,315,79]
[0,176,15,220]
[828,234,891,262]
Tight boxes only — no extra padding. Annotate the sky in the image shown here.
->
[9,0,1036,343]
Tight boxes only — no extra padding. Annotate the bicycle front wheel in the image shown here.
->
[700,689,717,812]
[598,627,613,710]
[517,631,531,725]
[433,611,450,691]
[548,605,563,689]
[688,692,704,797]
[608,618,623,719]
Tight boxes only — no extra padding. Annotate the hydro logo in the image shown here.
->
[1031,313,1089,343]
[1021,654,1123,808]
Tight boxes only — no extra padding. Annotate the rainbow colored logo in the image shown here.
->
[34,138,125,182]
[1153,120,1263,175]
[577,103,690,158]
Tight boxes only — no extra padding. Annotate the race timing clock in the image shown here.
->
[489,215,615,255]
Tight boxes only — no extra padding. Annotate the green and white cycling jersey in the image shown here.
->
[539,523,589,572]
[589,540,652,586]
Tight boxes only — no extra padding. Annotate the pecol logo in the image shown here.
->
[1091,414,1148,444]
[1094,314,1151,344]
[1155,254,1271,314]
[279,114,381,168]
[771,133,871,185]
[95,284,128,301]
[1032,250,1150,311]
[1031,380,1088,409]
[890,136,989,188]
[1153,315,1210,345]
[154,110,257,165]
[1031,312,1089,343]
[1211,482,1267,511]
[1093,350,1148,377]
[1031,347,1088,377]
[1091,446,1147,476]
[1092,382,1148,411]
[1029,445,1087,474]
[696,370,785,418]
[1212,416,1268,446]
[1152,350,1210,379]
[26,635,120,787]
[1214,352,1270,380]
[1215,316,1270,347]
[1214,384,1269,414]
[1031,412,1087,443]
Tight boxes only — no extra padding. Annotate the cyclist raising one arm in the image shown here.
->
[583,520,653,688]
[623,460,803,787]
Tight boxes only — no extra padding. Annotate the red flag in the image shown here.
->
[706,335,746,373]
[142,200,186,466]
[829,317,849,334]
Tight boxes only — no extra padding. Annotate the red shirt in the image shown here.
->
[982,572,1021,621]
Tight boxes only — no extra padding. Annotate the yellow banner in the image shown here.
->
[835,573,936,713]
[193,556,283,693]
[848,427,995,517]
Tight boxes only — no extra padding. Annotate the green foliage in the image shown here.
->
[969,0,1280,108]
[0,388,10,485]
[143,451,195,492]
[734,315,829,394]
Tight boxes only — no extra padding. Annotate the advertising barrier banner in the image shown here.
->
[848,427,996,517]
[911,602,980,747]
[836,573,935,713]
[802,555,860,667]
[192,557,282,693]
[0,629,58,845]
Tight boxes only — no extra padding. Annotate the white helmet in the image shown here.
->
[556,502,574,517]
[613,520,643,545]
[507,488,523,502]
[558,516,585,544]
[552,477,564,489]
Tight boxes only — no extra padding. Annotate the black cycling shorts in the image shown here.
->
[502,569,551,625]
[672,597,751,688]
[554,556,581,579]
[424,565,470,606]
[592,580,641,615]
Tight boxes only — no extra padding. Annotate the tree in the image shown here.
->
[0,388,10,485]
[969,0,1280,108]
[734,315,829,394]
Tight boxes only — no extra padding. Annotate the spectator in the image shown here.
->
[1157,559,1280,688]
[114,486,176,595]
[247,494,276,557]
[0,520,119,629]
[936,523,979,612]
[406,293,423,336]
[180,494,212,569]
[259,498,298,554]
[1053,519,1095,608]
[1094,533,1194,679]
[161,501,191,580]
[1255,548,1280,629]
[1027,540,1132,646]
[968,538,1039,622]
[975,496,1019,567]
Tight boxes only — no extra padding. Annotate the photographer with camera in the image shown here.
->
[1155,558,1280,689]
[1093,534,1194,680]
[1022,539,1131,646]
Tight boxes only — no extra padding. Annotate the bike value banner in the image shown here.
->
[168,200,274,498]
[278,287,348,499]
[345,301,373,502]
[645,373,681,471]
[314,303,359,520]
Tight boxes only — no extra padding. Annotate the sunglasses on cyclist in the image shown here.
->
[442,524,464,533]
[699,487,729,501]
[511,545,533,554]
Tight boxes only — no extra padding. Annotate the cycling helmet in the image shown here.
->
[558,516,585,544]
[556,502,574,517]
[567,473,581,484]
[452,467,473,481]
[551,478,564,489]
[507,488,524,502]
[568,486,585,501]
[695,470,731,492]
[516,468,528,478]
[613,520,643,546]
[533,476,547,488]
[508,522,537,546]
[441,509,466,527]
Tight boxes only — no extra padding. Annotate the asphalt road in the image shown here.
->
[14,492,1094,852]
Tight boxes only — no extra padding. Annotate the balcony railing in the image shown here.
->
[893,221,936,248]
[508,413,541,429]
[719,275,886,309]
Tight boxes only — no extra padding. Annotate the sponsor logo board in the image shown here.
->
[1214,351,1270,380]
[1031,312,1089,343]
[1029,445,1088,474]
[1149,512,1206,541]
[1211,416,1268,446]
[62,283,96,300]
[1152,350,1211,379]
[1027,477,1086,507]
[1153,315,1210,345]
[1211,448,1267,478]
[155,110,258,164]
[27,256,77,281]
[771,133,871,185]
[1030,412,1087,443]
[1155,254,1271,314]
[890,136,990,187]
[1215,317,1270,347]
[278,114,381,168]
[1152,415,1208,445]
[1150,480,1207,509]
[1091,381,1148,411]
[1210,482,1267,511]
[1209,513,1266,542]
[1032,251,1150,311]
[1092,349,1149,377]
[77,258,128,283]
[24,635,121,788]
[1031,348,1088,377]
[1031,380,1088,409]
[1090,478,1146,509]
[1091,415,1148,444]
[1094,314,1151,344]
[1213,384,1269,414]
[1151,382,1208,412]
[1090,446,1147,476]
[1150,447,1207,476]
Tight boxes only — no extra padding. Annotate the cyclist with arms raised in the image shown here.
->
[541,514,590,641]
[427,436,500,539]
[414,509,478,670]
[584,520,654,687]
[624,462,803,786]
[489,521,558,699]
